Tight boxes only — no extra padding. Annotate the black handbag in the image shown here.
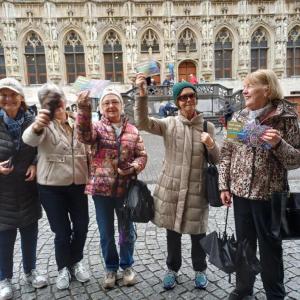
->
[124,178,155,223]
[271,190,300,240]
[203,121,222,207]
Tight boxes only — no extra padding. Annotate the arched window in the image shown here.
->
[0,40,6,79]
[214,29,232,79]
[178,29,197,52]
[251,28,268,72]
[287,26,300,77]
[64,31,86,84]
[103,30,123,82]
[25,32,47,84]
[141,29,160,53]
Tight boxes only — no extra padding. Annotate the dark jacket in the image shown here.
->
[0,111,41,231]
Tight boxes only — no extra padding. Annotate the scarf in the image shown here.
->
[0,108,33,151]
[248,103,273,123]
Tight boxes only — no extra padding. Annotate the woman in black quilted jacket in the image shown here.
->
[0,78,47,299]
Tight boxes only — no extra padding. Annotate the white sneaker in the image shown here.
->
[56,267,71,290]
[102,271,117,289]
[72,261,90,283]
[24,269,48,288]
[123,267,137,286]
[0,279,13,300]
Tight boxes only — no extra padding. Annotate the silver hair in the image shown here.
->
[37,83,66,106]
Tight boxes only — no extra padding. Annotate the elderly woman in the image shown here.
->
[76,88,147,289]
[219,69,300,300]
[0,78,47,300]
[134,74,219,290]
[22,84,90,290]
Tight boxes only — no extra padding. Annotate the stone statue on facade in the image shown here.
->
[91,24,97,41]
[9,25,17,41]
[50,24,58,41]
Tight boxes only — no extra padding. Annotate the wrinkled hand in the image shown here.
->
[201,132,215,149]
[135,73,147,96]
[25,165,36,181]
[77,91,91,108]
[0,160,14,175]
[32,109,51,133]
[117,164,137,176]
[221,191,232,207]
[261,128,282,148]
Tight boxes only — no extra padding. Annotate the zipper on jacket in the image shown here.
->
[248,147,256,198]
[71,126,75,184]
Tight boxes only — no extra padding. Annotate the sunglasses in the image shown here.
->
[177,93,196,102]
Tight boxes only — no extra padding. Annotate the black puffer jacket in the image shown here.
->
[0,111,41,231]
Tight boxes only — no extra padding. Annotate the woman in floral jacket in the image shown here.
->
[219,69,300,300]
[76,88,147,289]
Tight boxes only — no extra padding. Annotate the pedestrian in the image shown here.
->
[188,73,198,84]
[162,74,172,86]
[219,69,300,300]
[0,78,47,300]
[223,100,234,128]
[22,83,90,290]
[76,87,147,289]
[134,74,220,290]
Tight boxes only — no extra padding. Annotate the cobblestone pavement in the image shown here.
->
[11,132,300,300]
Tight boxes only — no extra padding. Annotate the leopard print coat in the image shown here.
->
[219,100,300,200]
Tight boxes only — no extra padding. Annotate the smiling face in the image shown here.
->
[242,80,270,111]
[177,87,197,115]
[101,94,122,123]
[0,88,23,118]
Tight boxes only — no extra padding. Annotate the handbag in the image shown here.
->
[271,190,300,240]
[203,121,222,207]
[124,178,155,223]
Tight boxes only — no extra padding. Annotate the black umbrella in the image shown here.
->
[200,208,261,280]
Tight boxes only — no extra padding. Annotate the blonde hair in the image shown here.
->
[244,69,283,102]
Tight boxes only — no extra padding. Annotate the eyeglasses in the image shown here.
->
[102,100,120,107]
[177,93,196,102]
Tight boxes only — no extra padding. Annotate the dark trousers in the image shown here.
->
[93,195,135,272]
[38,184,89,271]
[0,222,38,280]
[233,195,285,300]
[166,229,207,273]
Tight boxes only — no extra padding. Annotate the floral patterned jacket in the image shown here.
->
[219,100,300,200]
[76,106,147,197]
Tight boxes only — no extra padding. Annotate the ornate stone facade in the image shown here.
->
[0,0,300,89]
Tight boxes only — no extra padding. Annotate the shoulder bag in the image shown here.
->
[203,120,222,207]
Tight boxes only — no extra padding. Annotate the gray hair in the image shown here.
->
[37,83,66,107]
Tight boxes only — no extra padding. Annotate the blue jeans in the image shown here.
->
[93,195,135,272]
[38,184,89,271]
[0,222,38,280]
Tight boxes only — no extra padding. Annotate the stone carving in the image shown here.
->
[170,22,176,40]
[50,24,58,41]
[91,24,97,41]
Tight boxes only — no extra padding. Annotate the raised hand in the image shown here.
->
[32,109,51,134]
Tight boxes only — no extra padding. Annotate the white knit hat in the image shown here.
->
[98,87,124,113]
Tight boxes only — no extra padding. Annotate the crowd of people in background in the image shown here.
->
[0,68,299,300]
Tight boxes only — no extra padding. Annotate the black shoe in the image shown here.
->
[228,289,254,300]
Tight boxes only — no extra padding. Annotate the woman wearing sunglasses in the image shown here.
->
[134,74,219,290]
